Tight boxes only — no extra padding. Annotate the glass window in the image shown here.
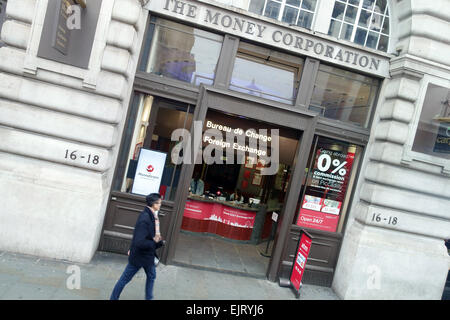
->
[302,0,317,11]
[366,31,379,49]
[248,0,317,30]
[376,0,386,12]
[382,16,389,34]
[309,64,380,127]
[378,34,388,51]
[139,17,223,86]
[354,28,368,45]
[363,0,376,10]
[282,6,299,25]
[412,84,450,160]
[328,0,390,52]
[249,1,265,15]
[370,13,383,31]
[0,0,7,48]
[113,94,194,201]
[344,5,358,24]
[229,42,304,105]
[328,20,342,38]
[287,0,301,6]
[358,10,372,28]
[264,1,281,19]
[294,136,363,233]
[332,2,345,19]
[297,10,314,29]
[340,23,354,41]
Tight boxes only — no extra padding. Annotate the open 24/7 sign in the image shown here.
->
[290,230,313,298]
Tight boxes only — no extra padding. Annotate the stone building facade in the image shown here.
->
[0,0,448,299]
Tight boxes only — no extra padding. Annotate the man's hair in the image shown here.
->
[146,193,162,207]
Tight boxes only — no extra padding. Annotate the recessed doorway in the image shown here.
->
[173,109,302,278]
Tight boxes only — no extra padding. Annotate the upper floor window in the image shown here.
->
[229,42,304,105]
[139,17,224,86]
[310,64,380,127]
[328,0,390,52]
[0,0,7,48]
[248,0,318,30]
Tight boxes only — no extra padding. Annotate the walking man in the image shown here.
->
[110,193,164,300]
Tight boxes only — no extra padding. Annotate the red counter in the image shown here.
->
[181,197,259,241]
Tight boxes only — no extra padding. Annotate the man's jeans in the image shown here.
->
[110,263,156,300]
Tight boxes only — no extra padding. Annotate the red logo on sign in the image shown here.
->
[147,165,154,173]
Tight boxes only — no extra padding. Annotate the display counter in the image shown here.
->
[181,195,269,243]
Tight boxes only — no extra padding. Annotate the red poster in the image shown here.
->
[296,147,355,232]
[290,231,312,294]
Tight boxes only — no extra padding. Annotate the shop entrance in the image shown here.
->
[173,109,301,277]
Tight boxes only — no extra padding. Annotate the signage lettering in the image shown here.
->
[371,213,398,226]
[434,123,450,154]
[204,120,271,156]
[149,0,388,76]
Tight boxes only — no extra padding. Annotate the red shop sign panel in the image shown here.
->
[290,230,312,298]
[296,147,355,232]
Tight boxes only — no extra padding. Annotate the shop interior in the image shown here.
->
[173,110,301,277]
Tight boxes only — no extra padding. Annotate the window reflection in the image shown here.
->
[282,6,299,25]
[340,23,354,41]
[229,43,303,105]
[249,0,264,15]
[265,1,281,19]
[139,18,223,86]
[412,84,450,160]
[310,64,379,127]
[115,94,194,201]
[328,0,390,52]
[248,0,317,30]
[297,10,314,29]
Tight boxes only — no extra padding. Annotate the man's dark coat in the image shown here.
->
[128,207,163,267]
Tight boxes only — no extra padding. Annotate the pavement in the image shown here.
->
[0,250,339,300]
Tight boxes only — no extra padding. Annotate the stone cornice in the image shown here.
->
[390,53,450,80]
